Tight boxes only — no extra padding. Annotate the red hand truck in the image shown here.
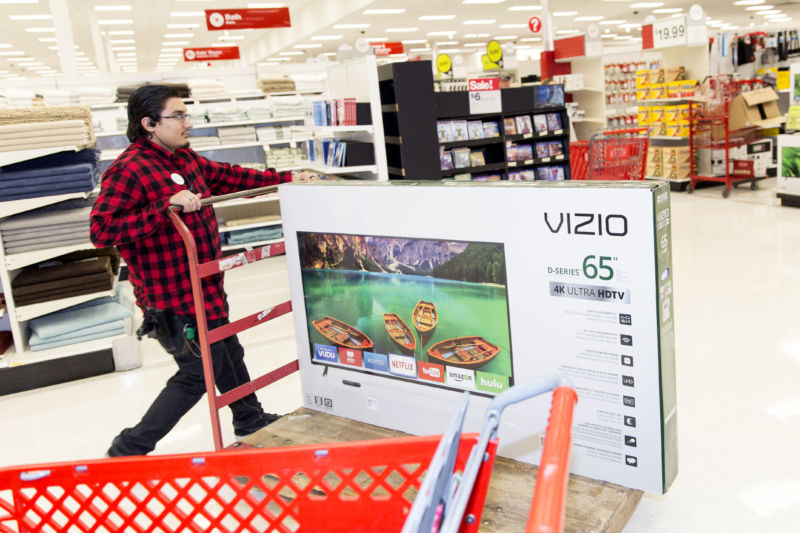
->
[0,375,577,532]
[167,185,298,452]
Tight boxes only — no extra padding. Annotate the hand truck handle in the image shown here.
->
[167,185,280,212]
[525,386,579,533]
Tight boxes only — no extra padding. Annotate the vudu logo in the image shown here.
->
[314,343,338,362]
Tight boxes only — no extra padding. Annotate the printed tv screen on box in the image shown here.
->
[298,232,514,394]
[280,181,677,494]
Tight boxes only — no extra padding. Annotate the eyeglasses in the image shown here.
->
[160,112,194,123]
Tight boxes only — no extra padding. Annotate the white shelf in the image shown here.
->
[650,136,689,141]
[638,97,692,104]
[5,241,94,271]
[0,191,91,219]
[572,117,605,124]
[5,333,125,367]
[221,237,283,252]
[219,219,281,233]
[194,141,263,152]
[290,125,374,136]
[15,281,118,323]
[568,87,604,93]
[194,116,305,130]
[0,146,79,167]
[296,161,378,175]
[646,176,690,183]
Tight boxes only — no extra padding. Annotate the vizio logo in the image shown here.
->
[543,212,628,236]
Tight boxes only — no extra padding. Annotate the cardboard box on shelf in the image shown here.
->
[665,66,686,83]
[648,84,666,100]
[649,105,665,123]
[666,121,681,137]
[649,68,665,85]
[678,104,690,121]
[664,146,691,165]
[664,105,680,122]
[636,70,650,89]
[728,87,786,131]
[679,120,690,137]
[647,146,662,164]
[666,81,682,99]
[638,107,651,126]
[680,80,698,98]
[650,121,668,136]
[646,159,662,177]
[663,162,691,179]
[637,89,649,101]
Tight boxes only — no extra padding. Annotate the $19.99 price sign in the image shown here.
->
[468,78,501,115]
[651,16,687,48]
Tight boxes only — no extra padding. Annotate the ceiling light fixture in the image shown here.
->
[170,11,204,17]
[464,19,496,24]
[387,27,418,32]
[500,23,528,28]
[733,0,765,4]
[218,35,245,40]
[247,2,285,7]
[9,14,52,20]
[629,2,663,7]
[494,35,518,40]
[746,4,773,9]
[600,19,626,24]
[162,41,189,45]
[464,33,490,37]
[95,5,132,11]
[553,11,578,16]
[166,23,199,29]
[0,51,24,55]
[508,5,542,10]
[110,39,135,44]
[111,46,136,51]
[310,35,343,40]
[463,0,505,4]
[409,47,432,52]
[653,8,682,13]
[164,33,193,38]
[419,15,456,20]
[519,37,542,41]
[757,9,781,14]
[97,19,133,25]
[576,16,604,21]
[334,23,369,29]
[279,51,304,55]
[402,39,428,44]
[293,43,322,48]
[107,30,134,35]
[368,37,389,42]
[25,27,55,32]
[463,43,485,47]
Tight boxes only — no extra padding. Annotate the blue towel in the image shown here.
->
[0,163,95,181]
[226,227,283,245]
[28,300,132,340]
[29,324,126,351]
[0,177,98,202]
[1,148,99,173]
[30,319,125,346]
[0,171,97,188]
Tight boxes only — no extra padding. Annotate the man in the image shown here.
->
[91,84,315,456]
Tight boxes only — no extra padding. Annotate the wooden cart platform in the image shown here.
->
[241,407,643,533]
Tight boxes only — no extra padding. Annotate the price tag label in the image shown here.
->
[468,78,501,114]
[652,16,688,48]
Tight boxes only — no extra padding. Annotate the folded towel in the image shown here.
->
[0,126,88,142]
[0,119,86,134]
[29,300,132,339]
[1,148,98,174]
[0,137,92,153]
[2,220,88,238]
[29,323,126,351]
[0,172,96,190]
[30,319,125,347]
[13,255,111,289]
[0,162,95,181]
[13,271,109,297]
[3,238,91,255]
[14,278,114,306]
[0,178,97,201]
[2,227,89,248]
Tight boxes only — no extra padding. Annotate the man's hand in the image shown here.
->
[291,171,320,183]
[169,190,203,212]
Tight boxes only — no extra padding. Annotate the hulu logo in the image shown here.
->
[476,371,508,393]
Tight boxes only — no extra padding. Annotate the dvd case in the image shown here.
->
[469,149,486,166]
[453,147,471,168]
[483,121,501,137]
[452,120,469,141]
[437,120,454,143]
[503,117,517,135]
[533,114,548,133]
[546,112,563,131]
[468,120,485,140]
[515,115,533,135]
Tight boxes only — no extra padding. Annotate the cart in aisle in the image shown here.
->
[688,100,764,198]
[569,128,649,180]
[168,184,299,452]
[0,376,578,532]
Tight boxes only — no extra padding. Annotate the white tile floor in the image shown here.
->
[1,178,800,531]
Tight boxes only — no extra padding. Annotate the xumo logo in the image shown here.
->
[209,12,225,27]
[543,212,628,236]
[184,49,196,60]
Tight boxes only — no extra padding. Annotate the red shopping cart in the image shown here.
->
[0,376,577,532]
[570,128,649,180]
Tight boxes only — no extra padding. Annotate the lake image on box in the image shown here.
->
[298,233,513,380]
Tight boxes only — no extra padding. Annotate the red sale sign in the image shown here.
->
[183,47,240,62]
[205,8,290,31]
[468,77,500,91]
[371,42,404,56]
[529,16,542,33]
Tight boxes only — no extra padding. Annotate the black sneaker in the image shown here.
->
[234,412,280,438]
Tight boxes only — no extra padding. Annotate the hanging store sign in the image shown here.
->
[528,16,542,34]
[372,42,404,56]
[642,16,687,49]
[468,77,501,114]
[183,46,241,62]
[436,53,452,74]
[205,8,291,31]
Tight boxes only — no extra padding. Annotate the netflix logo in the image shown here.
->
[389,353,417,378]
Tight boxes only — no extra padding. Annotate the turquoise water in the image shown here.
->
[302,269,513,377]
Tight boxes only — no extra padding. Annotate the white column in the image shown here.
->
[542,0,554,52]
[49,0,78,76]
[87,9,110,75]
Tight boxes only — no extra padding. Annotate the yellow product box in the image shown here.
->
[646,146,662,164]
[663,162,691,179]
[648,84,666,100]
[636,88,649,101]
[666,81,682,99]
[646,159,663,178]
[636,69,650,89]
[638,107,651,125]
[678,104,691,121]
[679,120,690,137]
[680,80,698,98]
[663,146,691,165]
[650,121,667,136]
[777,69,790,91]
[649,68,665,85]
[664,105,680,122]
[666,121,681,137]
[665,66,686,83]
[648,105,665,123]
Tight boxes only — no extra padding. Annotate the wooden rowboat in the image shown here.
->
[383,313,416,353]
[427,336,500,370]
[312,316,373,350]
[412,300,438,334]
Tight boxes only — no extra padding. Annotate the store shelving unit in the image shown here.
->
[0,147,124,389]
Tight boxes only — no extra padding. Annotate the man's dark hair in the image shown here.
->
[126,84,181,142]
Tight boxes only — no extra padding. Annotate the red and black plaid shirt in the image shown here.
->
[90,137,290,319]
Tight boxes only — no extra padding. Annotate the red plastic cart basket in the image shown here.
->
[571,128,649,181]
[0,377,577,533]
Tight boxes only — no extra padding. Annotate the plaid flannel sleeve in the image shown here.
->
[197,153,292,196]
